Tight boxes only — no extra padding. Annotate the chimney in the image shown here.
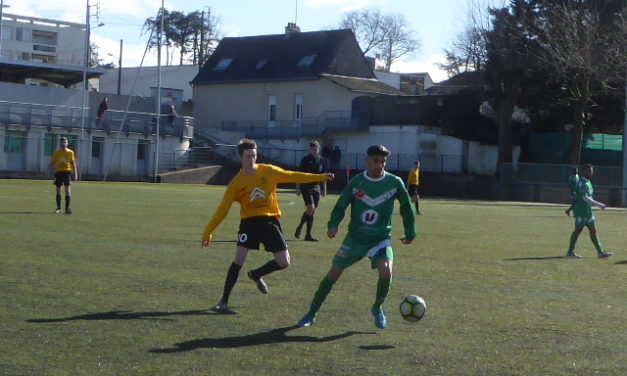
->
[285,22,301,36]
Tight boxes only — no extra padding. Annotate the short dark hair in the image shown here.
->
[309,141,320,148]
[237,138,257,156]
[366,145,390,157]
[582,163,593,170]
[60,137,68,142]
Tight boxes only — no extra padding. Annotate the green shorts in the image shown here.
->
[575,216,596,226]
[332,233,393,269]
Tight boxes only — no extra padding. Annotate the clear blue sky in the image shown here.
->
[9,0,484,82]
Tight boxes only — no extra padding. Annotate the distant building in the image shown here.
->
[191,26,402,153]
[0,13,85,66]
[0,13,103,88]
[0,13,194,179]
[99,65,199,114]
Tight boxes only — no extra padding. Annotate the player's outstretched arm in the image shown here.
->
[325,173,335,181]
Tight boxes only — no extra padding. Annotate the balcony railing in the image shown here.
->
[0,100,193,138]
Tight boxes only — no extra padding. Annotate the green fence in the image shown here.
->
[528,133,623,165]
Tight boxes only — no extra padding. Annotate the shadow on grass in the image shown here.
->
[615,260,627,265]
[0,211,55,215]
[26,309,215,323]
[358,345,395,350]
[504,256,567,261]
[150,326,375,352]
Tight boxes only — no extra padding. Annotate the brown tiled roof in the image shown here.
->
[321,74,405,96]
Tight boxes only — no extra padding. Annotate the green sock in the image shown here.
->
[567,231,579,254]
[307,276,334,317]
[590,234,605,255]
[371,278,392,313]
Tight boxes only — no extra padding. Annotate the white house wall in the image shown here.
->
[249,124,519,175]
[193,79,361,129]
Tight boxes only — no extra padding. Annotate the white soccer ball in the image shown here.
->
[399,295,426,322]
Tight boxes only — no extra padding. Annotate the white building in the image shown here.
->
[0,13,194,180]
[0,13,85,66]
[99,65,198,103]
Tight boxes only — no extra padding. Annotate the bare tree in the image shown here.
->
[190,8,221,66]
[438,0,506,77]
[485,1,538,167]
[339,8,386,56]
[531,1,626,164]
[438,27,487,76]
[340,9,420,72]
[143,8,222,66]
[377,14,420,72]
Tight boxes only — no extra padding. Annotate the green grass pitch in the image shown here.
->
[1,179,625,376]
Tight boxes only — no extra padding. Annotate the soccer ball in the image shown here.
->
[399,295,426,322]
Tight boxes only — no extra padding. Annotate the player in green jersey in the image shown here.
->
[564,167,578,217]
[296,145,417,329]
[566,164,612,259]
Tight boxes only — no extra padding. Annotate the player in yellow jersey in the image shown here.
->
[202,139,335,312]
[407,160,421,215]
[48,137,78,214]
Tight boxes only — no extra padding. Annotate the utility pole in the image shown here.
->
[117,39,122,95]
[79,0,90,178]
[622,71,627,206]
[154,0,164,182]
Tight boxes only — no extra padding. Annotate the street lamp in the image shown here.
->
[106,39,123,95]
[0,0,11,57]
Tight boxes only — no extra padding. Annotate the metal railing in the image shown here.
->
[501,162,623,187]
[190,142,464,173]
[220,110,368,139]
[0,100,193,138]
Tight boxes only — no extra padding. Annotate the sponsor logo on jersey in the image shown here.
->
[336,245,350,257]
[362,209,379,225]
[353,188,397,207]
[249,187,266,202]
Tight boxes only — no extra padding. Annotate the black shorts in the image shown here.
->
[300,190,320,207]
[408,184,420,196]
[54,171,72,187]
[237,216,287,253]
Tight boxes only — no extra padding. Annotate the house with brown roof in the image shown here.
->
[191,25,403,147]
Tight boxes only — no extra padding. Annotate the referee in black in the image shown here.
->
[294,141,326,241]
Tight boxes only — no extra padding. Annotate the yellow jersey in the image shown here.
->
[50,148,76,173]
[203,164,327,242]
[407,168,420,186]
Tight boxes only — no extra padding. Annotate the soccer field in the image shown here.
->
[1,179,625,376]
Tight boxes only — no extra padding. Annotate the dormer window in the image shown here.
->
[296,54,317,67]
[255,58,268,70]
[213,58,233,71]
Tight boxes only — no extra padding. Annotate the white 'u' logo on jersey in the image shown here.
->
[362,209,378,225]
